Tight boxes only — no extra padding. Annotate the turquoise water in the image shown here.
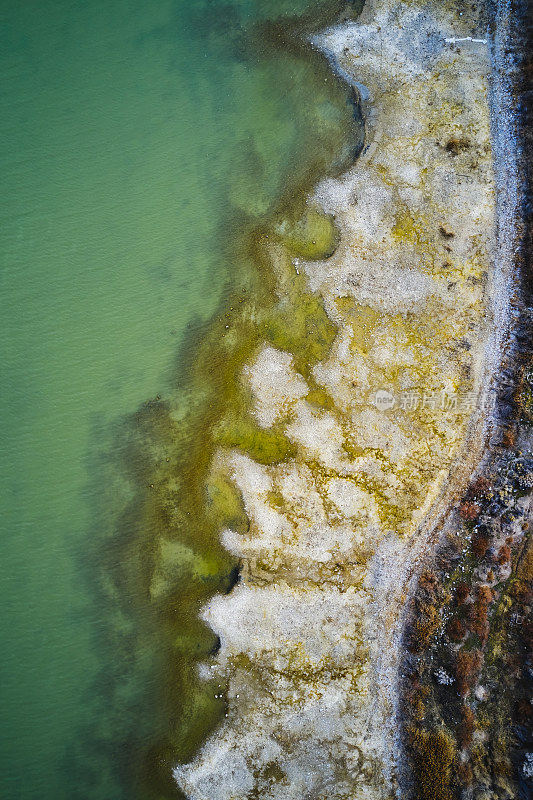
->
[0,1,356,798]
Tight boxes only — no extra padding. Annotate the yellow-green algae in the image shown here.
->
[132,239,343,788]
[274,206,340,260]
[109,12,362,793]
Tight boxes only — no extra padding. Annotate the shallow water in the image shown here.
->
[0,1,357,798]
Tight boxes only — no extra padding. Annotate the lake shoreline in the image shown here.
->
[173,1,529,798]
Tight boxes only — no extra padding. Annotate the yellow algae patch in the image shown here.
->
[391,206,432,254]
[205,463,247,532]
[264,279,337,380]
[341,302,381,354]
[305,384,337,411]
[213,413,296,466]
[274,206,340,260]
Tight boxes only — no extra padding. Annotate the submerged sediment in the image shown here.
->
[171,1,525,798]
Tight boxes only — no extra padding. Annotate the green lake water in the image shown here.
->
[0,1,357,798]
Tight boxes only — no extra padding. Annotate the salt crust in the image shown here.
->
[175,1,515,798]
[244,346,308,428]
